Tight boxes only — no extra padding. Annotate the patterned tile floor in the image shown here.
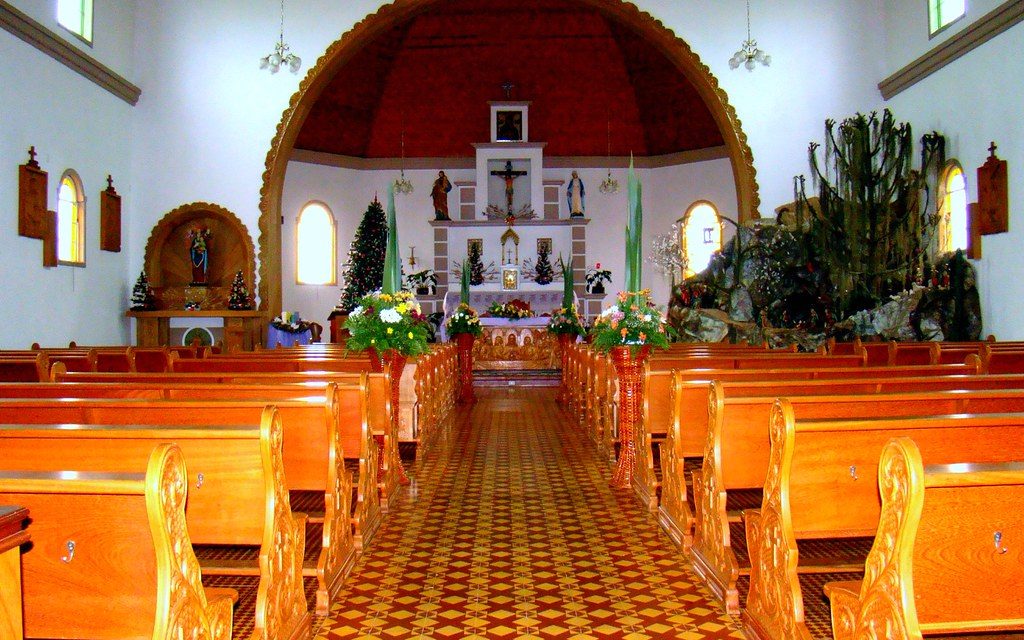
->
[315,387,743,639]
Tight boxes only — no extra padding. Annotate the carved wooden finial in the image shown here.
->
[26,146,39,168]
[988,141,998,158]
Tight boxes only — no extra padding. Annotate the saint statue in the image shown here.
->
[430,170,453,220]
[567,171,585,217]
[188,227,211,286]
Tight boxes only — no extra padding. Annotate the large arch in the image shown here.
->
[257,0,759,316]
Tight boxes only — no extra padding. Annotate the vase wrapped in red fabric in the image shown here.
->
[609,344,651,488]
[455,332,476,403]
[367,347,411,487]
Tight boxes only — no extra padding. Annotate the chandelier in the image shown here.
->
[393,124,414,195]
[599,117,619,194]
[729,0,770,72]
[260,0,301,74]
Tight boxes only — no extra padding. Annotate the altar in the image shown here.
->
[473,317,559,370]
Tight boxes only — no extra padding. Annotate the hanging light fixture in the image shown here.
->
[599,116,619,194]
[729,0,770,72]
[393,120,414,195]
[260,0,301,74]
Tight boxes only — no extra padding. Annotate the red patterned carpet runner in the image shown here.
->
[315,387,743,639]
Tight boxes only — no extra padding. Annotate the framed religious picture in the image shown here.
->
[502,267,519,291]
[537,238,552,254]
[495,110,523,142]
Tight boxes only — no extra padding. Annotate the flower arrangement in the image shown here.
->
[271,311,311,334]
[486,300,535,320]
[547,305,586,336]
[586,263,612,293]
[343,290,431,356]
[446,302,482,337]
[591,289,671,354]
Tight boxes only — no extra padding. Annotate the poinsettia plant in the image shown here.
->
[344,290,431,356]
[446,302,482,337]
[591,289,671,354]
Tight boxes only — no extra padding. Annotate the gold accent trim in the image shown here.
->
[257,0,760,317]
[0,0,140,105]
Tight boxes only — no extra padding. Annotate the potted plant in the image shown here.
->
[407,269,438,296]
[586,263,612,294]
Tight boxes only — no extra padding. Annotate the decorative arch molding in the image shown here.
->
[144,201,256,309]
[257,0,760,316]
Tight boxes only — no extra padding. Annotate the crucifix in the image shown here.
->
[501,81,515,99]
[491,160,528,214]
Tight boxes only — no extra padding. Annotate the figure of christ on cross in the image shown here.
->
[491,160,528,214]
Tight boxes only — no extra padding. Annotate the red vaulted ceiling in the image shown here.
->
[294,0,724,159]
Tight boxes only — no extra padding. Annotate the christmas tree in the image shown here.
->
[228,270,253,310]
[130,271,154,310]
[468,242,485,286]
[534,243,554,285]
[337,197,388,312]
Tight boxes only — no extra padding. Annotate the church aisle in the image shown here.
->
[315,387,743,639]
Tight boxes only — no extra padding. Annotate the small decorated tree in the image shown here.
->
[130,271,155,310]
[336,197,388,312]
[534,244,554,285]
[227,270,253,310]
[467,242,485,286]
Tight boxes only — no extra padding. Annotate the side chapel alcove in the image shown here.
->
[143,202,256,310]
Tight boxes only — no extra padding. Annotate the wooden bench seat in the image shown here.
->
[683,384,1024,615]
[0,444,236,639]
[0,405,311,638]
[742,407,1024,640]
[0,383,380,614]
[825,437,1024,639]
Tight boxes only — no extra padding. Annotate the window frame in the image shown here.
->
[56,0,95,45]
[936,160,968,255]
[928,0,966,38]
[679,200,724,279]
[295,200,338,286]
[56,169,87,267]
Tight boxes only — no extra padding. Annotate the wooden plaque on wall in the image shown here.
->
[42,210,58,267]
[18,151,48,239]
[100,176,122,252]
[977,145,1008,236]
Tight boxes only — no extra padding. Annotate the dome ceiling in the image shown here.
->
[295,0,724,159]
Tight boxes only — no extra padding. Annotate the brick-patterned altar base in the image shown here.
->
[315,387,742,639]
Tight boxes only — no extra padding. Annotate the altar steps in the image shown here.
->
[474,369,561,387]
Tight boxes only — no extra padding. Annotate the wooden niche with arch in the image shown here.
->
[143,202,256,310]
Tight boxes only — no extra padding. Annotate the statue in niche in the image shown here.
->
[567,171,585,217]
[430,170,452,220]
[188,226,211,286]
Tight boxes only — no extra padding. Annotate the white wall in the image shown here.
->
[0,1,136,348]
[884,1,1024,338]
[282,158,736,322]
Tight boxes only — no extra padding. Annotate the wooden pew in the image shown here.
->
[825,437,1024,639]
[0,405,311,638]
[0,444,236,639]
[630,358,983,517]
[0,383,377,614]
[684,383,1024,615]
[742,406,1024,640]
[0,505,30,640]
[0,354,48,382]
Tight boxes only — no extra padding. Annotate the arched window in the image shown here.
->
[680,201,723,277]
[296,201,336,285]
[937,161,968,254]
[57,170,86,265]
